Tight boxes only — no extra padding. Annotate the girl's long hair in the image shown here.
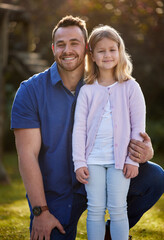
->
[85,25,133,84]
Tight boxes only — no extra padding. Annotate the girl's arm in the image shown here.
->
[72,87,89,172]
[125,80,146,169]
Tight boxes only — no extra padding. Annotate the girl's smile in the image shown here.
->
[92,37,119,72]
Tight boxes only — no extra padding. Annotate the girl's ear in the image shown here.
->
[90,51,95,62]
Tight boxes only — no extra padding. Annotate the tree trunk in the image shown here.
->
[0,10,10,184]
[0,156,10,184]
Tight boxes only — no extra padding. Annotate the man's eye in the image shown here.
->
[72,42,78,46]
[57,44,65,47]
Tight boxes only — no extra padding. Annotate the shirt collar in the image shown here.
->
[50,62,62,86]
[50,62,84,94]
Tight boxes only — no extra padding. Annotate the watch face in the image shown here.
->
[33,206,42,216]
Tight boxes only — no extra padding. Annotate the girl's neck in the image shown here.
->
[97,70,116,86]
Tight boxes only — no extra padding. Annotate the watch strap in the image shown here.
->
[41,206,49,212]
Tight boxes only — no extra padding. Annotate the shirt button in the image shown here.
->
[68,204,71,208]
[115,143,118,147]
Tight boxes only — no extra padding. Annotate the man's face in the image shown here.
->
[52,26,86,72]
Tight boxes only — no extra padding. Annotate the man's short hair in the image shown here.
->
[52,15,88,44]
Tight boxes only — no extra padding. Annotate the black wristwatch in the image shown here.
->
[32,206,49,216]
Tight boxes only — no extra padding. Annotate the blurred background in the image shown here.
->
[0,0,164,183]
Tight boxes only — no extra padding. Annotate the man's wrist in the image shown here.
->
[32,205,49,216]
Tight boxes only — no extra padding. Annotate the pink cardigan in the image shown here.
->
[72,79,146,171]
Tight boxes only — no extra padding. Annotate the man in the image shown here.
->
[11,16,164,240]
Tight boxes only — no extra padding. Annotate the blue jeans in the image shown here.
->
[85,164,130,240]
[128,161,164,228]
[30,193,87,240]
[28,161,164,239]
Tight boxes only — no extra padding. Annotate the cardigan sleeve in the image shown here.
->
[72,86,88,171]
[125,80,146,166]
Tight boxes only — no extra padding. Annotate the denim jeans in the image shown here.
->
[128,161,164,228]
[30,193,87,240]
[85,164,130,240]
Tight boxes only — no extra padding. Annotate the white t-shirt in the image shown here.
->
[87,82,117,165]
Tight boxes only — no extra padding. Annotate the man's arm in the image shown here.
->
[14,128,65,240]
[129,132,154,163]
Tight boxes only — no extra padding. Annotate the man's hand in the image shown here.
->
[76,167,89,184]
[129,132,154,164]
[123,164,139,179]
[31,211,65,240]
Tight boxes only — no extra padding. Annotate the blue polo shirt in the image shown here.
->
[11,62,86,225]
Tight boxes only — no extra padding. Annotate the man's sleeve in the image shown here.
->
[11,82,40,129]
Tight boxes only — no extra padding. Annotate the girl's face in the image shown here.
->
[92,37,119,72]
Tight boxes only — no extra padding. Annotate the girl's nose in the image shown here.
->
[104,51,111,57]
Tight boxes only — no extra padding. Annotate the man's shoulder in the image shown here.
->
[22,68,50,88]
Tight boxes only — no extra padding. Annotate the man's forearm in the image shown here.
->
[18,154,47,207]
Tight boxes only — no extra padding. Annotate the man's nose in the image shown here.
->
[63,44,72,54]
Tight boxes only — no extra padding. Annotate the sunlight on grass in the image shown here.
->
[0,199,30,239]
[77,195,164,240]
[0,153,163,239]
[129,194,164,240]
[0,153,30,240]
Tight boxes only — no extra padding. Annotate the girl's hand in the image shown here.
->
[76,167,89,184]
[123,164,139,179]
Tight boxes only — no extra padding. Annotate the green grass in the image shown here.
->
[0,152,163,240]
[0,153,30,239]
[76,196,164,240]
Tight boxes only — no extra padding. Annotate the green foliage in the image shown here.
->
[0,153,163,239]
[4,0,164,151]
[147,119,164,154]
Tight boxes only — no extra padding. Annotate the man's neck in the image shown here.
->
[58,65,84,92]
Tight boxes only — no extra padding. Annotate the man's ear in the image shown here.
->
[85,43,89,53]
[52,43,55,55]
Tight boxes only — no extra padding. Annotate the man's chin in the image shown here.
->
[58,62,83,72]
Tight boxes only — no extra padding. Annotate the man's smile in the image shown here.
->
[62,56,77,61]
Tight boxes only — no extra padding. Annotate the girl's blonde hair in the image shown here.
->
[85,25,133,84]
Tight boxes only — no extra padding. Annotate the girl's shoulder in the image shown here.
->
[122,78,136,85]
[80,82,98,93]
[120,78,140,89]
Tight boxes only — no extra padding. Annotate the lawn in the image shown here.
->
[0,152,163,240]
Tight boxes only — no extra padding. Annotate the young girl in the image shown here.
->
[72,25,146,240]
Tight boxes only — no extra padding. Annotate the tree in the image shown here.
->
[0,4,10,183]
